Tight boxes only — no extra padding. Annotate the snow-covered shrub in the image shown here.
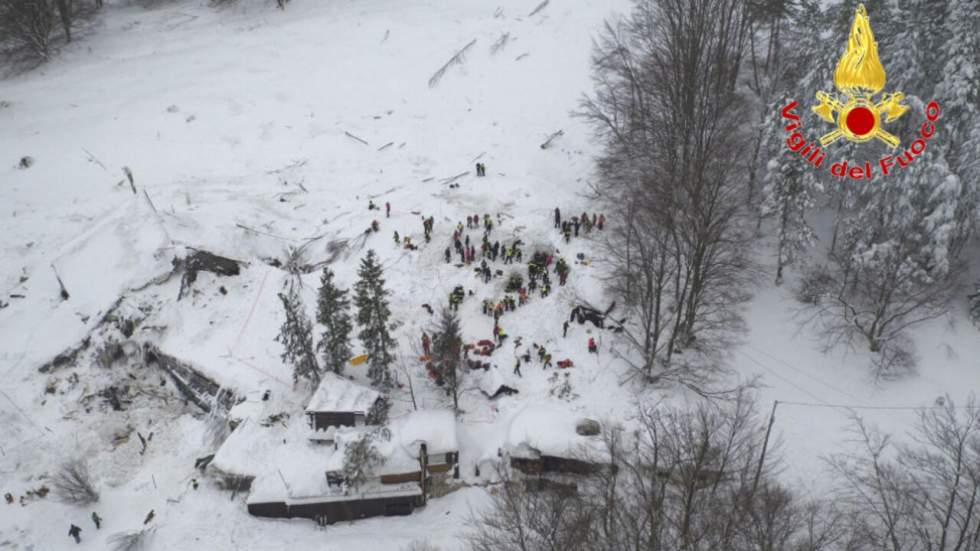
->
[795,265,834,305]
[504,272,523,293]
[365,395,391,425]
[342,432,385,489]
[107,527,154,551]
[968,282,980,327]
[871,338,918,383]
[51,458,99,505]
[402,540,441,551]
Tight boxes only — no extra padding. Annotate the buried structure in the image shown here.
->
[246,409,459,524]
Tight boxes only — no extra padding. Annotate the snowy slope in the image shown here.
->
[2,0,978,549]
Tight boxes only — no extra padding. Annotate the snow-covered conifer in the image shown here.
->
[354,250,394,389]
[316,267,353,375]
[276,283,320,387]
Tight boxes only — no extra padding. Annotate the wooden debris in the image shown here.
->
[441,171,469,185]
[528,0,549,17]
[428,39,477,88]
[122,166,136,194]
[540,129,565,149]
[490,32,511,55]
[344,131,369,145]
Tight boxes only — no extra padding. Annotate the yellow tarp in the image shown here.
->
[350,354,369,366]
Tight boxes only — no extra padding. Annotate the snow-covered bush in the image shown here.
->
[968,282,980,327]
[402,540,440,551]
[107,527,154,551]
[342,432,385,489]
[51,458,99,505]
[365,395,391,425]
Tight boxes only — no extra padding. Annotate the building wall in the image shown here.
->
[248,494,422,523]
[308,411,357,431]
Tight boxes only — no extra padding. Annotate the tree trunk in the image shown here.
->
[55,0,71,42]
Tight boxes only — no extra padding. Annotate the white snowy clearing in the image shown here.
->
[0,0,977,549]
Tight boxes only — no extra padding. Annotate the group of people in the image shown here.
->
[475,162,488,177]
[554,207,605,243]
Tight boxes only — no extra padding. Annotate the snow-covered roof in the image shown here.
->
[505,405,607,461]
[306,372,381,414]
[395,409,458,456]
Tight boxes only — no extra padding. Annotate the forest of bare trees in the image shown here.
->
[468,394,980,551]
[579,0,756,390]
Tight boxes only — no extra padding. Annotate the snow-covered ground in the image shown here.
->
[1,0,978,549]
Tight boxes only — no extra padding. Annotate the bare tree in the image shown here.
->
[51,458,99,505]
[828,396,980,551]
[107,528,154,551]
[469,393,859,551]
[0,0,56,61]
[579,0,755,388]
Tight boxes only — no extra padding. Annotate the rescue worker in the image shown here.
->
[588,337,597,354]
[554,207,561,229]
[513,357,522,377]
[386,202,391,218]
[573,216,580,237]
[69,524,82,544]
[91,512,101,530]
[371,220,380,232]
[563,320,570,338]
[445,247,451,263]
[422,333,431,356]
[563,223,572,243]
[393,231,400,245]
[598,213,605,230]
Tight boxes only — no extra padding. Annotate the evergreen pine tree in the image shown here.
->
[431,307,463,413]
[316,267,353,375]
[276,283,320,387]
[354,250,394,389]
[762,151,822,284]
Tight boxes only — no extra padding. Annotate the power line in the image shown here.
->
[778,400,973,411]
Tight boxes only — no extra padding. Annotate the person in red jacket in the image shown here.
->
[588,337,597,354]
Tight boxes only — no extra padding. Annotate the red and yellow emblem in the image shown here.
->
[812,4,907,148]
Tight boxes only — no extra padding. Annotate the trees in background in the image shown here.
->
[758,0,980,372]
[354,250,394,389]
[828,396,980,551]
[0,0,57,62]
[469,393,859,551]
[580,0,754,388]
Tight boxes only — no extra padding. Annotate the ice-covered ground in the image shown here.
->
[1,0,978,549]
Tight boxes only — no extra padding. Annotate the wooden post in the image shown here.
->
[752,400,778,495]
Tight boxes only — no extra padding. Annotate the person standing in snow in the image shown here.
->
[513,357,522,377]
[68,524,82,544]
[445,247,451,263]
[588,337,597,354]
[422,333,431,356]
[386,202,391,218]
[597,213,605,230]
[393,231,400,245]
[91,512,101,530]
[554,207,561,229]
[563,320,569,338]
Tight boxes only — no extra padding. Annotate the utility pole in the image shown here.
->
[752,400,779,495]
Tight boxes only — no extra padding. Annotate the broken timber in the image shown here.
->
[143,345,236,413]
[344,131,369,146]
[540,129,564,149]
